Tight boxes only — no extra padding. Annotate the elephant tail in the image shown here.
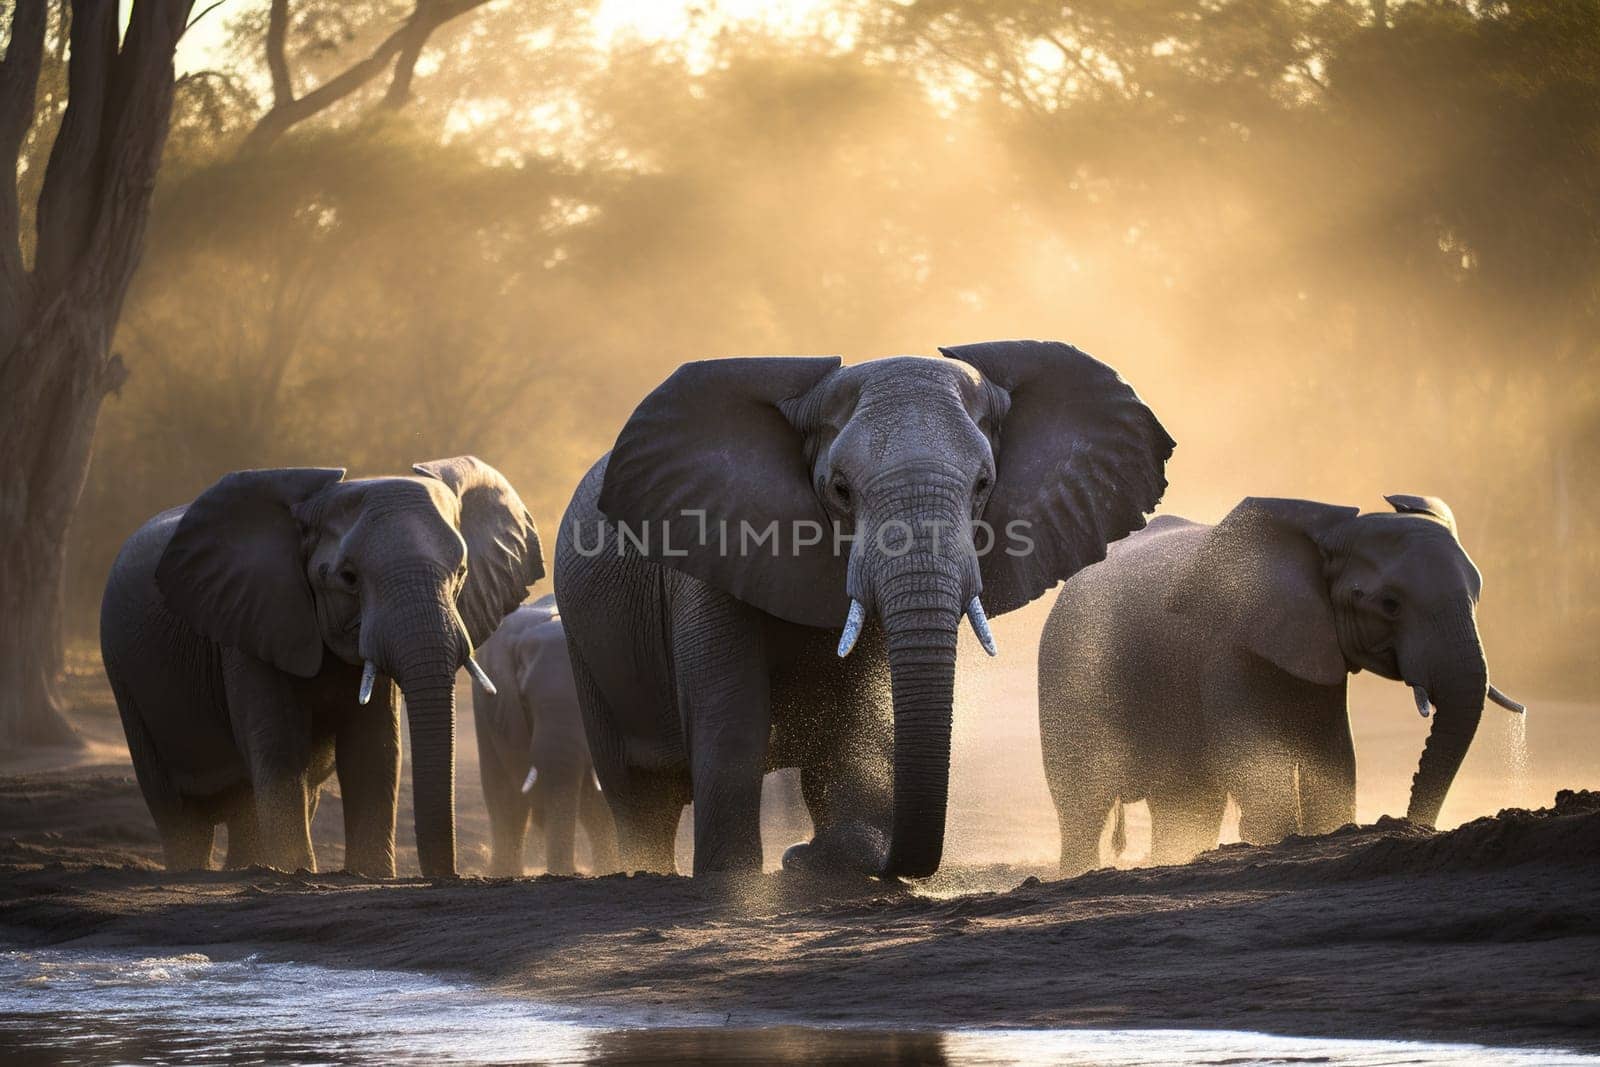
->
[1109,798,1126,858]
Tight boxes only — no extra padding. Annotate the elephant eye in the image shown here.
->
[337,565,358,590]
[1380,595,1402,618]
[975,475,991,496]
[831,477,851,506]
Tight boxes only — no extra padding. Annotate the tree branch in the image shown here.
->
[177,67,242,89]
[1295,60,1328,93]
[32,0,118,290]
[1039,29,1117,99]
[0,2,48,163]
[92,0,194,321]
[52,0,69,63]
[238,0,489,156]
[381,13,434,110]
[264,0,293,109]
[183,0,228,39]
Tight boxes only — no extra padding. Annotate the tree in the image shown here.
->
[237,0,492,155]
[0,1,196,746]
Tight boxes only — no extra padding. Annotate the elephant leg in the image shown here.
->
[608,776,686,874]
[473,685,530,877]
[1205,659,1299,849]
[679,605,771,878]
[224,795,262,869]
[1043,728,1123,877]
[490,798,532,877]
[529,796,549,840]
[223,650,316,873]
[160,814,216,870]
[578,770,620,874]
[1297,712,1357,836]
[664,584,772,878]
[250,776,315,872]
[1236,763,1299,846]
[543,771,583,877]
[782,649,892,876]
[1148,791,1225,867]
[566,645,681,875]
[1057,798,1116,878]
[1232,721,1300,847]
[790,758,891,874]
[109,677,205,869]
[798,762,830,838]
[479,753,530,878]
[335,687,400,878]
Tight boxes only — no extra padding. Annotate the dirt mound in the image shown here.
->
[1139,788,1600,887]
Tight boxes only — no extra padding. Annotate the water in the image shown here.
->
[0,948,1592,1066]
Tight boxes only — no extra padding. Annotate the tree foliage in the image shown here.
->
[58,0,1600,694]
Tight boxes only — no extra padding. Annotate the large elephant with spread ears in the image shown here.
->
[100,456,542,878]
[1039,495,1526,876]
[555,341,1173,879]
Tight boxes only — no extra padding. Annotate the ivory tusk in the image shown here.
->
[358,661,377,706]
[967,596,997,657]
[465,655,496,696]
[1412,685,1431,718]
[456,615,497,695]
[1488,684,1526,714]
[837,599,865,658]
[521,766,538,794]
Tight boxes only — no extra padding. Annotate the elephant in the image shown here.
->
[100,456,542,878]
[471,595,620,876]
[1038,495,1526,876]
[554,341,1173,879]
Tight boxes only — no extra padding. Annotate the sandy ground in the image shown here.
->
[2,645,1598,1052]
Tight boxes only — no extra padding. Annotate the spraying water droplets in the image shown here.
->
[1506,709,1531,810]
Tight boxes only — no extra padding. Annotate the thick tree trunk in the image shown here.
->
[0,283,124,746]
[0,512,76,746]
[0,0,191,749]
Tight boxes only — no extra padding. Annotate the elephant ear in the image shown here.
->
[412,456,544,647]
[597,356,844,628]
[1167,497,1359,686]
[155,468,346,677]
[1385,493,1458,536]
[940,340,1175,615]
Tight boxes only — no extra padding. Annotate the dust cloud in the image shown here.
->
[11,0,1589,866]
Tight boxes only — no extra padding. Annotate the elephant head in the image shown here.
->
[1168,494,1523,828]
[595,341,1173,877]
[154,456,542,877]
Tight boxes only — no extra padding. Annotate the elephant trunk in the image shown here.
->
[374,577,465,878]
[874,538,968,878]
[402,671,459,878]
[1405,603,1488,828]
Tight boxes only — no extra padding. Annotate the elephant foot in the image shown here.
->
[344,861,396,880]
[781,821,888,878]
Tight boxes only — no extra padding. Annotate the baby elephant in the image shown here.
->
[473,596,619,876]
[1039,495,1524,876]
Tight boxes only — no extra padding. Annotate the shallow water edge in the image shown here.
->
[1,947,1594,1066]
